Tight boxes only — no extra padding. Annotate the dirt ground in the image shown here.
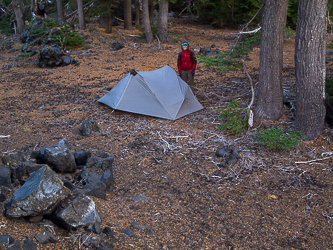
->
[1,18,333,249]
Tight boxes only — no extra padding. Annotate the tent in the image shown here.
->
[98,65,204,120]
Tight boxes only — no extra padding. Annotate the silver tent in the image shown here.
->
[98,65,203,120]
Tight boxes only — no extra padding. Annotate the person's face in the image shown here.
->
[183,45,188,50]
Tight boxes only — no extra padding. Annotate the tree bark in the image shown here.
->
[12,0,25,34]
[134,0,140,25]
[77,0,85,30]
[149,0,153,23]
[105,14,112,33]
[100,14,106,29]
[124,0,132,30]
[255,0,289,120]
[143,0,153,43]
[157,0,169,44]
[56,0,66,24]
[295,0,327,140]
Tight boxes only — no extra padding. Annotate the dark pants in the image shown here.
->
[181,70,195,89]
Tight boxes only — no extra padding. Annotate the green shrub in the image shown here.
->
[27,22,48,39]
[0,16,14,36]
[46,18,59,28]
[18,52,33,57]
[256,128,302,150]
[215,100,249,135]
[52,24,85,49]
[198,31,261,73]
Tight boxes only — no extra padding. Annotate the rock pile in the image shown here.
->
[0,120,116,249]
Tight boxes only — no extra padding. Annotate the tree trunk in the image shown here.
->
[143,0,153,43]
[77,0,85,30]
[124,0,132,30]
[149,0,153,23]
[105,14,112,33]
[157,0,168,44]
[56,0,66,24]
[100,14,106,29]
[12,0,25,34]
[255,0,289,120]
[295,0,327,140]
[135,0,140,25]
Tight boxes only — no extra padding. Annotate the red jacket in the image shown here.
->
[177,41,196,72]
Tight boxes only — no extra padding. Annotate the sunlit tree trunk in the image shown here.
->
[255,0,289,120]
[12,0,25,34]
[77,0,85,30]
[143,0,153,43]
[124,0,132,30]
[157,0,168,43]
[294,0,327,140]
[56,0,66,24]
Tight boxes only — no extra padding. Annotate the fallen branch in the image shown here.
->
[157,131,170,153]
[155,34,162,49]
[168,135,188,142]
[242,60,255,128]
[114,16,124,22]
[295,155,333,164]
[0,135,10,138]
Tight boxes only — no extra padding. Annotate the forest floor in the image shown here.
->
[0,17,333,249]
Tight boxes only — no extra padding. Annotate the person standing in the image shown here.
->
[177,41,197,90]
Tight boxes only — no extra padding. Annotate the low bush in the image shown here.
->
[198,31,261,73]
[215,100,249,135]
[52,25,85,49]
[256,128,302,150]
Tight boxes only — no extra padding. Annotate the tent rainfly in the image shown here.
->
[98,65,204,120]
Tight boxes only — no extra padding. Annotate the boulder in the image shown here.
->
[85,211,103,234]
[34,231,59,244]
[74,150,92,166]
[56,196,100,229]
[110,41,124,51]
[5,241,22,250]
[22,239,38,250]
[37,46,64,68]
[0,187,6,202]
[81,234,102,248]
[12,162,44,186]
[79,120,100,136]
[0,235,15,244]
[2,153,25,167]
[4,165,66,218]
[39,138,76,173]
[199,46,221,56]
[62,55,79,66]
[0,166,12,189]
[216,148,230,158]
